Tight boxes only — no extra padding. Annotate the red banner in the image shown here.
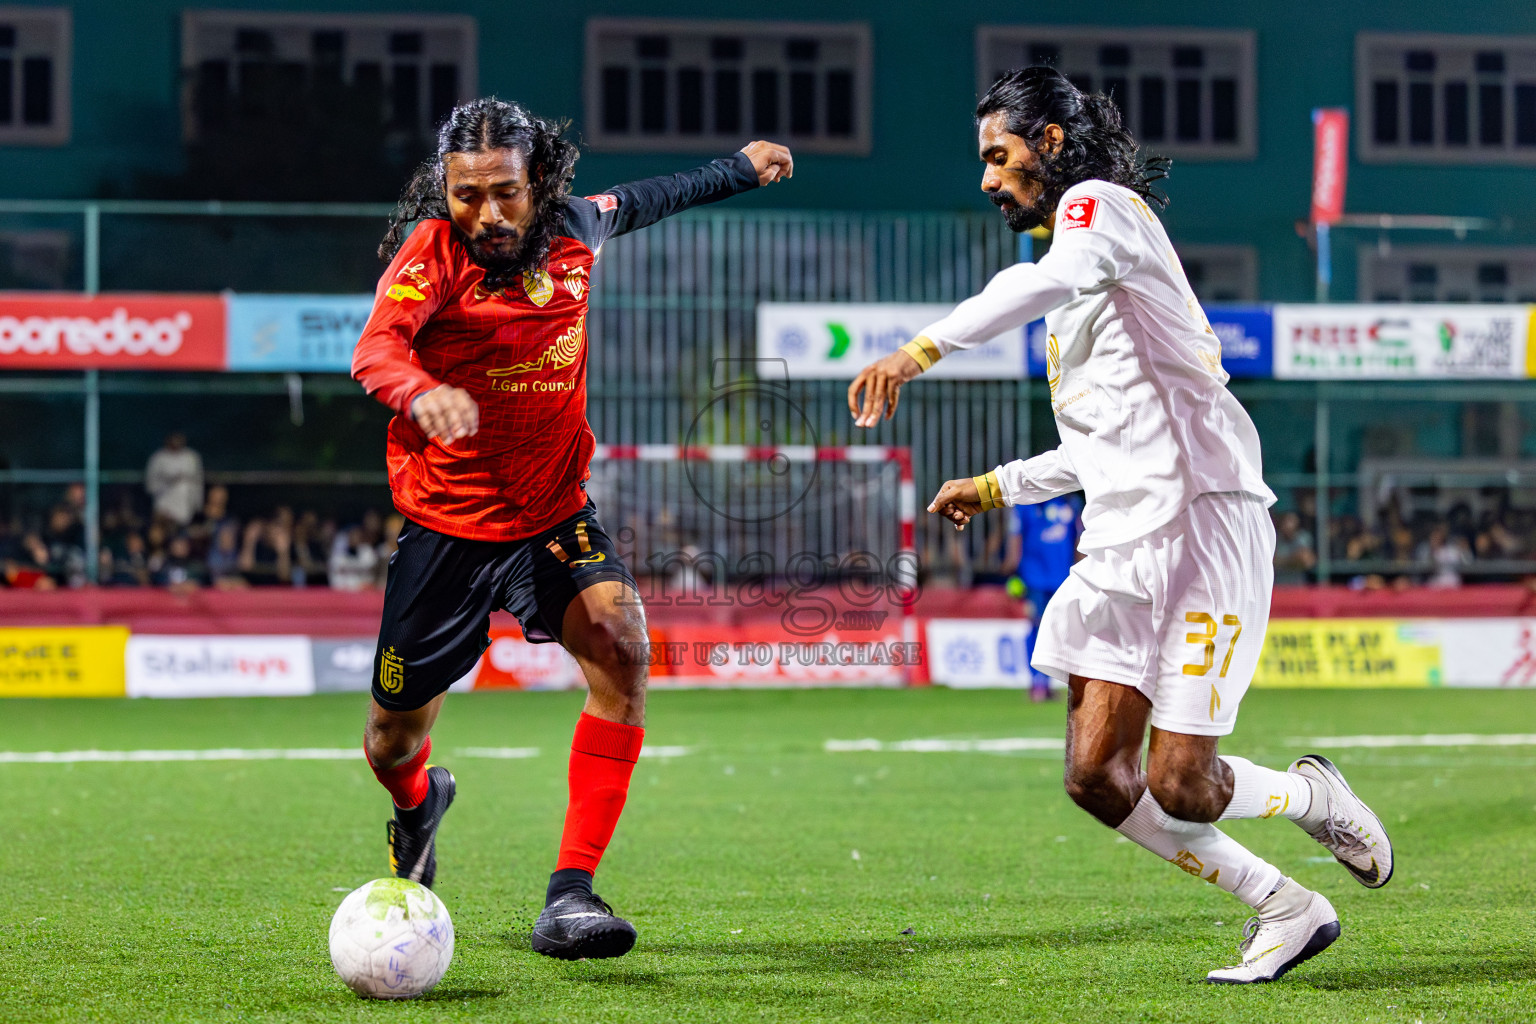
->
[1310,108,1349,226]
[0,293,226,369]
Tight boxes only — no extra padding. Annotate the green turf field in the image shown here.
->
[3,687,1534,1023]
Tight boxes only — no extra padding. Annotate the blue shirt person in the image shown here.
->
[1006,494,1083,699]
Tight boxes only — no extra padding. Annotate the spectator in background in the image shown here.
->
[1006,493,1083,702]
[186,484,235,559]
[1475,509,1524,562]
[239,512,293,586]
[106,531,151,586]
[5,532,57,589]
[328,525,380,591]
[206,520,247,589]
[291,510,331,587]
[145,432,204,528]
[150,533,206,592]
[1419,523,1471,589]
[43,504,86,586]
[1272,511,1317,585]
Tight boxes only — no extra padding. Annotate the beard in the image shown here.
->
[990,185,1052,233]
[461,225,527,278]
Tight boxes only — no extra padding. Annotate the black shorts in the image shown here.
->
[371,499,635,712]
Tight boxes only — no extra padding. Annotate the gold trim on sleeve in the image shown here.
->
[899,335,942,371]
[974,470,1004,510]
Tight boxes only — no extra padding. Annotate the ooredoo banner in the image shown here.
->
[757,303,1026,379]
[126,635,315,697]
[0,293,226,369]
[1273,304,1532,379]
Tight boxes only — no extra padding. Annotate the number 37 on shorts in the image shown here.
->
[1181,612,1243,722]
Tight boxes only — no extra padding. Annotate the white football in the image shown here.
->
[328,878,454,999]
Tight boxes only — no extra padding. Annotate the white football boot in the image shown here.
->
[1289,754,1394,888]
[1206,880,1340,984]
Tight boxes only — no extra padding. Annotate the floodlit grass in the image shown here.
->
[3,687,1534,1022]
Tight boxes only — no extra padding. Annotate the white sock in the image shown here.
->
[1217,755,1317,822]
[1116,789,1283,907]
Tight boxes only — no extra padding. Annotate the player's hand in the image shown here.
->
[410,384,480,442]
[928,477,986,531]
[741,141,794,185]
[848,350,923,428]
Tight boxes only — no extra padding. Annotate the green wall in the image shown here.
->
[4,0,1536,299]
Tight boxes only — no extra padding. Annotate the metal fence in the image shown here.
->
[5,200,1536,588]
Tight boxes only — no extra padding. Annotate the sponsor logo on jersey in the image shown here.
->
[585,193,619,214]
[1046,333,1062,397]
[485,316,586,377]
[522,267,555,306]
[1058,196,1098,231]
[570,552,606,567]
[386,283,426,302]
[563,265,588,302]
[379,646,405,694]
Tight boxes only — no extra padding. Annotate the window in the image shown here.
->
[977,26,1255,159]
[180,11,476,142]
[1357,33,1536,164]
[1175,244,1258,303]
[584,18,871,155]
[1358,245,1536,303]
[0,6,70,145]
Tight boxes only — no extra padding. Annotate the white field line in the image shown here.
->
[640,745,693,758]
[455,747,542,759]
[0,743,699,765]
[825,737,1064,753]
[829,733,1536,754]
[1290,733,1536,749]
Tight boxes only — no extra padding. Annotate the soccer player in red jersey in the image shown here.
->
[352,97,792,960]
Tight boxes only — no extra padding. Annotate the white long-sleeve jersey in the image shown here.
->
[911,179,1274,551]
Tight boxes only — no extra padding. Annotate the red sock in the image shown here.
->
[367,736,432,810]
[556,713,644,874]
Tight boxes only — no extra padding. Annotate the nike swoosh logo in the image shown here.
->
[570,553,606,566]
[1347,857,1380,885]
[1249,942,1284,964]
[555,911,611,920]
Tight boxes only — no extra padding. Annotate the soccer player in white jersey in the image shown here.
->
[848,67,1394,984]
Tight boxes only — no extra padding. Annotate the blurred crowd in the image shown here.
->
[1272,496,1532,589]
[0,481,402,592]
[4,432,1534,592]
[1,434,401,592]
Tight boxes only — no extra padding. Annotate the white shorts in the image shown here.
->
[1032,492,1275,736]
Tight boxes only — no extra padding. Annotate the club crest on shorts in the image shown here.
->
[380,646,405,694]
[1058,196,1098,231]
[522,267,555,306]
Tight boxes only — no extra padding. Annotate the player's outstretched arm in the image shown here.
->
[590,141,793,240]
[740,140,794,185]
[848,347,925,427]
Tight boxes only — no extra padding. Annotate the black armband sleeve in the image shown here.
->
[563,152,759,250]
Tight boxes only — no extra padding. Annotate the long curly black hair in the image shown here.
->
[378,97,580,289]
[976,66,1170,215]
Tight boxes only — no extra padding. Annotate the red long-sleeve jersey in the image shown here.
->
[353,153,758,542]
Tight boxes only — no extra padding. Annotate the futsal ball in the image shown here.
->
[328,878,454,999]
